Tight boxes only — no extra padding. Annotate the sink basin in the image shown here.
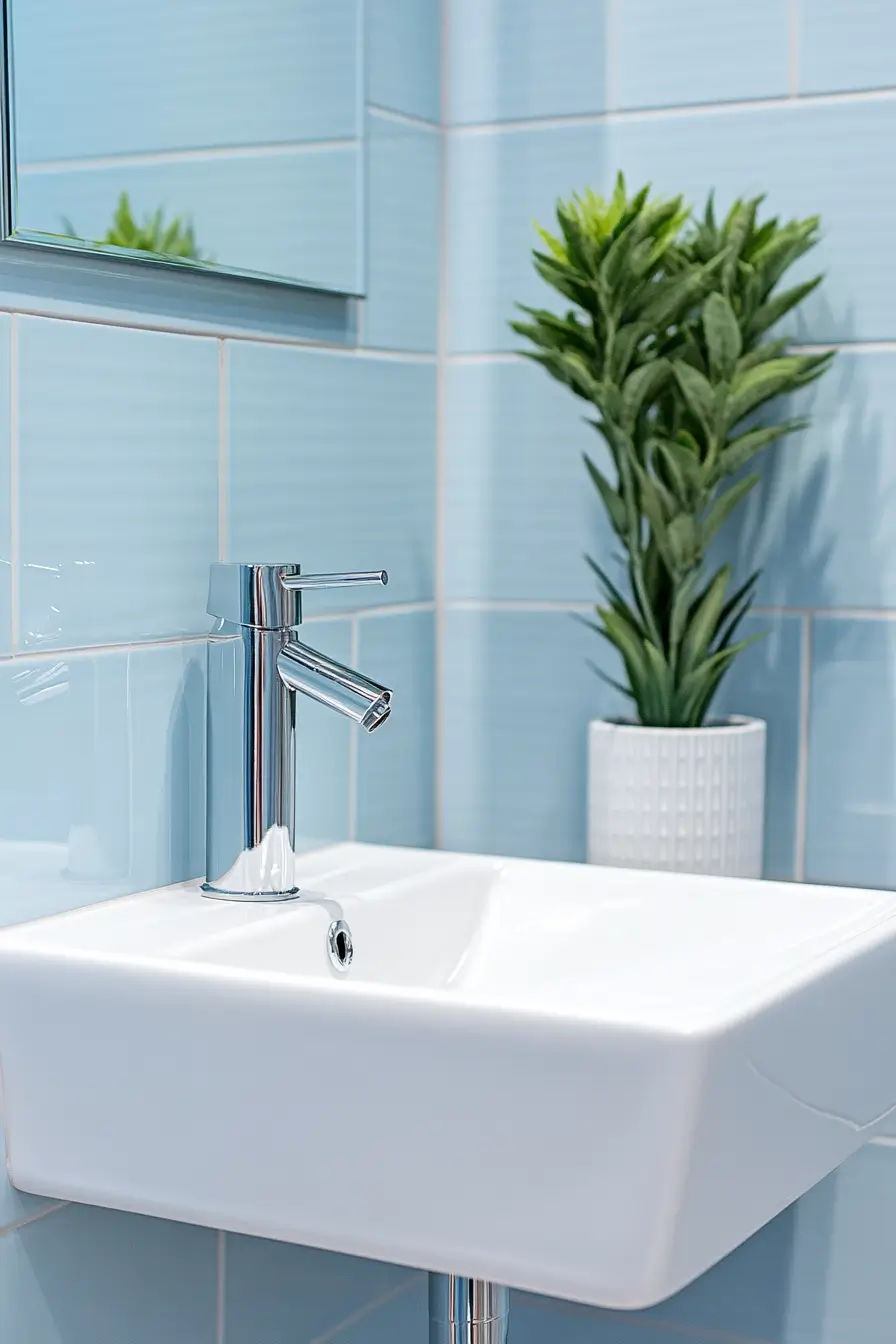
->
[2,842,896,1309]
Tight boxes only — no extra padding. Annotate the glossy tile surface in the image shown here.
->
[805,617,896,889]
[451,100,896,352]
[449,0,607,125]
[224,1234,414,1344]
[12,0,361,162]
[445,359,611,600]
[799,0,896,95]
[714,614,804,881]
[228,346,435,611]
[614,0,789,110]
[367,0,441,123]
[0,1205,217,1344]
[717,354,896,610]
[356,611,435,847]
[294,618,353,850]
[442,609,623,860]
[17,146,363,294]
[448,123,605,353]
[363,114,439,352]
[18,318,218,650]
[0,642,205,929]
[0,316,11,653]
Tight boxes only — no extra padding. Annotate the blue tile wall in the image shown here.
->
[363,113,440,352]
[799,0,896,96]
[0,1205,218,1344]
[449,0,608,125]
[714,614,804,881]
[227,344,435,610]
[367,0,441,124]
[613,0,789,111]
[0,315,11,653]
[805,616,896,889]
[444,358,611,600]
[223,1234,415,1344]
[357,610,435,847]
[442,609,624,861]
[18,317,219,650]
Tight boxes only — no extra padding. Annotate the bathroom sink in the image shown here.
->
[1,843,896,1309]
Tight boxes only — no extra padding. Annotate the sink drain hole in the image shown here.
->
[327,919,353,972]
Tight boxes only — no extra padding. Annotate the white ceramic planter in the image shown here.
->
[588,717,766,878]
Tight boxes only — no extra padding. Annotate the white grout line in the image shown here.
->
[871,1134,896,1148]
[453,343,896,364]
[446,598,595,614]
[217,340,228,562]
[348,616,360,842]
[355,600,436,619]
[215,1229,226,1344]
[0,1200,69,1236]
[433,0,451,851]
[8,315,18,652]
[788,0,800,98]
[449,82,896,136]
[368,104,440,133]
[794,613,812,883]
[0,632,211,664]
[351,347,436,363]
[309,1275,421,1344]
[18,138,359,175]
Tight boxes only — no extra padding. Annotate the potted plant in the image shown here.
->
[513,178,833,877]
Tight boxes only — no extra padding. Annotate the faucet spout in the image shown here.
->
[278,640,392,732]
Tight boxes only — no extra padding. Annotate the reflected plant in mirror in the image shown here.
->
[513,176,834,728]
[61,192,207,261]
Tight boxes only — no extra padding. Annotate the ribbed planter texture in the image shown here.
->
[587,717,766,878]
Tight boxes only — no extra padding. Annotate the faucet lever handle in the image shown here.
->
[280,570,388,591]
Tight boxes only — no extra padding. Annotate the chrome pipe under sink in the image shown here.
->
[429,1275,509,1344]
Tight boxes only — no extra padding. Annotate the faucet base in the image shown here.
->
[200,883,301,903]
[429,1276,510,1344]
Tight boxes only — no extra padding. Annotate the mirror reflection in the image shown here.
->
[5,0,364,292]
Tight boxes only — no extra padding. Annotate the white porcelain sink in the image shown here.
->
[2,842,896,1309]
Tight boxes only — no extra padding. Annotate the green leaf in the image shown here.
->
[672,362,714,438]
[717,420,805,477]
[583,454,629,537]
[679,566,731,673]
[621,359,668,429]
[702,292,742,381]
[702,473,761,542]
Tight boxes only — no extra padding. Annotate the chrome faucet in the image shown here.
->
[202,562,392,901]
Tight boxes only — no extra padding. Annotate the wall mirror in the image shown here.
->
[0,0,364,294]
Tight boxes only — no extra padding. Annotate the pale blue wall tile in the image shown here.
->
[0,643,205,928]
[17,147,363,294]
[442,609,624,860]
[0,1205,217,1344]
[363,114,439,352]
[356,611,435,847]
[444,359,611,600]
[333,1276,427,1343]
[448,124,606,353]
[0,1175,55,1235]
[224,1234,414,1344]
[805,617,896,889]
[714,614,803,881]
[228,346,435,612]
[606,100,896,346]
[614,0,789,111]
[449,0,607,125]
[295,618,353,849]
[18,317,218,650]
[0,316,12,652]
[718,353,896,611]
[12,0,361,162]
[453,101,896,353]
[367,0,441,123]
[799,0,896,95]
[511,1294,776,1344]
